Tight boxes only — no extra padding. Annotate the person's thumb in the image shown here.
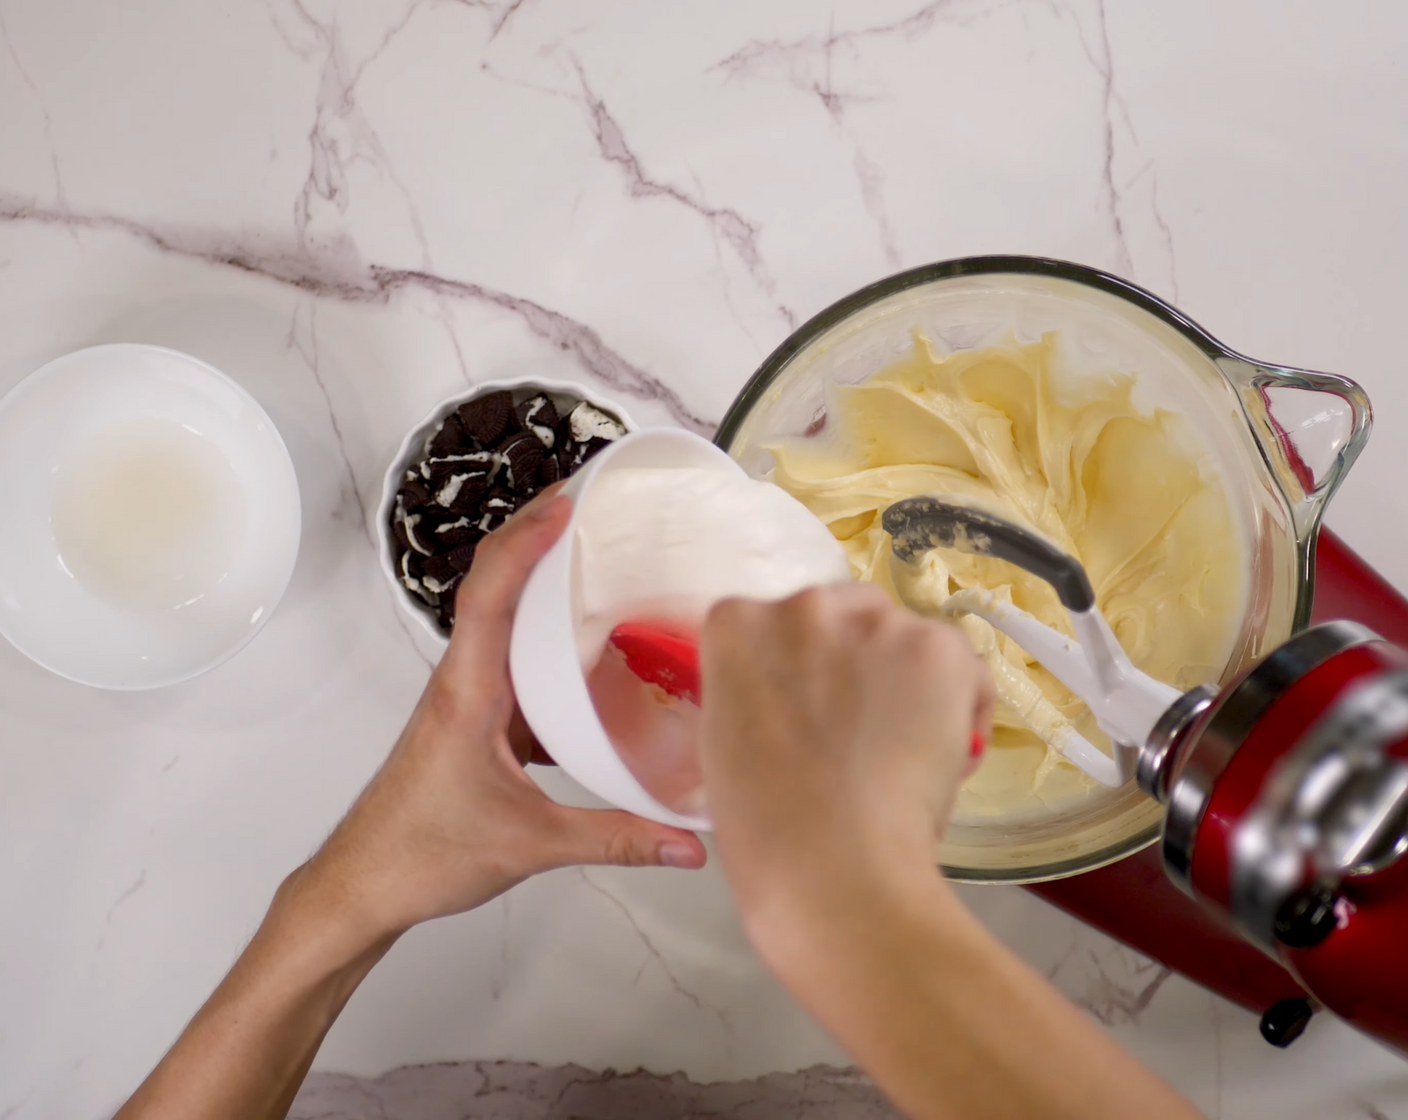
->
[549,806,708,871]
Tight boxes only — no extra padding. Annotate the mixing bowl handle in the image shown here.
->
[1221,359,1372,541]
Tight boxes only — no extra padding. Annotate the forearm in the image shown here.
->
[753,875,1201,1120]
[116,864,398,1120]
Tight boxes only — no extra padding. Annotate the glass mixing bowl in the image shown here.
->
[715,256,1371,883]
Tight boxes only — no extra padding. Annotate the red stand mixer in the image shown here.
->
[1153,616,1408,1054]
[1029,530,1408,1054]
[884,499,1408,1057]
[711,257,1406,1057]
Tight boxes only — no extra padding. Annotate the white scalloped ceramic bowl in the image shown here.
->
[376,378,637,646]
[509,428,744,832]
[0,345,301,690]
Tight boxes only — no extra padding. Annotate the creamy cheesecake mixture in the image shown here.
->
[769,334,1245,819]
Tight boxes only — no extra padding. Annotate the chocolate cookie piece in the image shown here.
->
[402,511,435,556]
[427,413,475,458]
[484,487,522,511]
[420,553,461,595]
[498,431,546,490]
[458,390,513,446]
[580,435,614,462]
[447,541,478,573]
[567,400,627,443]
[411,506,461,533]
[425,450,495,483]
[475,491,519,534]
[418,508,475,551]
[566,436,614,471]
[433,469,491,512]
[515,394,559,448]
[399,549,427,596]
[538,453,562,487]
[392,505,412,552]
[444,471,492,515]
[432,515,481,550]
[400,474,434,510]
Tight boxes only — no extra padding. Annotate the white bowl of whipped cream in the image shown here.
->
[509,428,850,830]
[0,345,301,689]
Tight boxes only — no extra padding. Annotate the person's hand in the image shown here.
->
[296,492,707,947]
[698,583,991,952]
[115,494,707,1120]
[697,585,1202,1120]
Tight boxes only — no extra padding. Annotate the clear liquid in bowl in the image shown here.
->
[51,418,246,613]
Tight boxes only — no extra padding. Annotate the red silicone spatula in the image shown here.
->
[607,620,984,758]
[609,622,702,706]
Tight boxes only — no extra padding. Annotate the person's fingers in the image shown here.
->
[702,593,765,639]
[545,806,708,871]
[703,583,893,673]
[447,491,571,669]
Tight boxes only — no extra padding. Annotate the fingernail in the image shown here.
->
[659,842,702,869]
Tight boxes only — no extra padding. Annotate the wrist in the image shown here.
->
[741,852,962,986]
[744,868,988,1067]
[263,861,404,979]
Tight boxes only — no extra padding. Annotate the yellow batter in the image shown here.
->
[769,334,1245,818]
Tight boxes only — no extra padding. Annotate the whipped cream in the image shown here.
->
[573,463,851,817]
[573,465,851,666]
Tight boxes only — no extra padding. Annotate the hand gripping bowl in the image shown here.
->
[714,256,1372,884]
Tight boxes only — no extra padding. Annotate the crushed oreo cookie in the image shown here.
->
[498,431,545,489]
[426,412,476,458]
[567,400,627,443]
[515,394,559,448]
[457,390,513,446]
[390,388,627,636]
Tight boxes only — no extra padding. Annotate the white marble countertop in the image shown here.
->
[3,1,1408,1117]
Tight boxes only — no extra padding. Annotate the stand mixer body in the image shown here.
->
[883,496,1408,1055]
[1145,621,1408,1055]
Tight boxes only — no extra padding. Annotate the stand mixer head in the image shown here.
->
[885,496,1408,1056]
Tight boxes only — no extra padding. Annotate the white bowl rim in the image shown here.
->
[376,377,638,647]
[0,342,302,690]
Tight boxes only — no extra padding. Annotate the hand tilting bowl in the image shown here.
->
[715,256,1371,884]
